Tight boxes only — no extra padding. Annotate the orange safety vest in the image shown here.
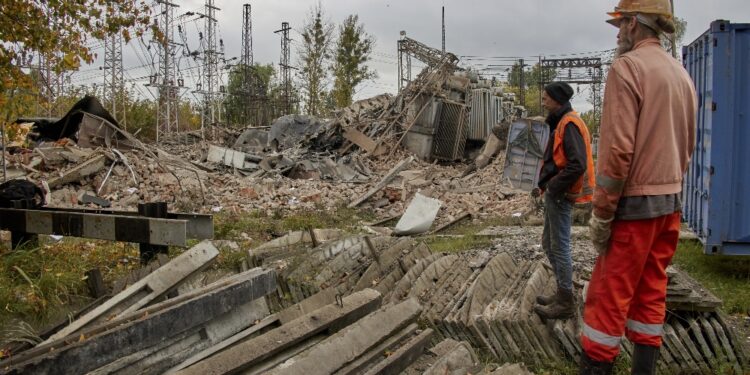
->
[552,111,595,204]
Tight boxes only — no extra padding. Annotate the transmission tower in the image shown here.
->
[37,54,66,117]
[275,22,292,115]
[240,3,255,126]
[103,32,126,129]
[152,0,180,143]
[202,0,222,129]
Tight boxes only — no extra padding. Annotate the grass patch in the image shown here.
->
[672,239,750,314]
[0,238,140,334]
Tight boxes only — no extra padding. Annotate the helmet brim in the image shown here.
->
[606,11,625,27]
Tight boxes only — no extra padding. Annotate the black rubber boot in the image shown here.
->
[536,288,559,306]
[631,344,659,375]
[580,353,614,375]
[534,287,575,320]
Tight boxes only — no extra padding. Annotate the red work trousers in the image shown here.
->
[581,212,681,362]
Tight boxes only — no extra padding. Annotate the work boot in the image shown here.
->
[536,288,559,306]
[631,343,659,375]
[534,287,575,320]
[580,353,614,375]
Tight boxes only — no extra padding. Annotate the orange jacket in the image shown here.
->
[593,38,697,219]
[552,111,595,204]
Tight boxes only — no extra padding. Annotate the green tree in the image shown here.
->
[331,15,376,108]
[0,1,152,131]
[224,63,277,127]
[506,63,557,116]
[662,16,687,58]
[297,4,334,117]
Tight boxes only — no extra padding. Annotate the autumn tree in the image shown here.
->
[330,15,376,108]
[0,1,152,129]
[297,4,334,117]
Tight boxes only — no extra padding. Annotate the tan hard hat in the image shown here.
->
[606,0,672,26]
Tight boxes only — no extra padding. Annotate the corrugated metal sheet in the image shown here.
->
[467,89,503,141]
[682,20,750,255]
[432,101,468,161]
[413,94,441,129]
[501,118,549,191]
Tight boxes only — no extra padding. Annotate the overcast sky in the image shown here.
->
[72,0,749,112]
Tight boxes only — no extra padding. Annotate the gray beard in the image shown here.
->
[616,35,634,56]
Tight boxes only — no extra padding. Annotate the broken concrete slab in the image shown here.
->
[89,298,270,375]
[393,192,442,235]
[361,328,434,375]
[176,289,383,375]
[267,298,422,374]
[348,156,414,208]
[206,145,259,170]
[422,339,479,375]
[6,268,277,375]
[44,241,220,343]
[47,153,107,189]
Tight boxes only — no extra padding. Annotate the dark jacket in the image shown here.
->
[537,102,588,198]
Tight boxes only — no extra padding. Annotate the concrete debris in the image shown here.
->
[5,267,277,374]
[394,192,443,235]
[244,231,748,373]
[42,241,220,343]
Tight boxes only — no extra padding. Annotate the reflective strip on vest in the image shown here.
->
[551,112,595,203]
[583,323,622,348]
[627,319,664,337]
[596,174,626,194]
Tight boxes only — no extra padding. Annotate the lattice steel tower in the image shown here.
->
[203,0,221,127]
[275,22,292,114]
[154,0,179,142]
[103,32,126,129]
[240,4,254,125]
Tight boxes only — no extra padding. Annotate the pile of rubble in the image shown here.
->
[2,229,746,374]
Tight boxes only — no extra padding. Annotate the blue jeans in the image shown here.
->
[542,193,574,292]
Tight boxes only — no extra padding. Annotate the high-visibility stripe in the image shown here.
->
[583,323,622,347]
[627,319,663,336]
[596,174,626,193]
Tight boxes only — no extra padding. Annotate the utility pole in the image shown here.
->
[518,58,526,107]
[275,22,292,115]
[441,6,446,53]
[203,0,222,130]
[153,0,179,144]
[103,32,126,129]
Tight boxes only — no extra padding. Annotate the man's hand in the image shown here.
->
[589,214,614,256]
[531,187,542,198]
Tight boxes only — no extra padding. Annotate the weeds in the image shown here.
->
[672,239,750,314]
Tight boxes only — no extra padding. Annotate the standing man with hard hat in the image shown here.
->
[532,82,595,321]
[581,0,697,374]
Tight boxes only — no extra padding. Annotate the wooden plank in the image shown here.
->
[5,269,277,375]
[349,156,414,208]
[176,289,383,375]
[42,241,219,343]
[343,127,377,153]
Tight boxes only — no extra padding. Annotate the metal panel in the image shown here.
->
[682,20,750,255]
[467,89,503,141]
[432,101,468,160]
[501,119,550,191]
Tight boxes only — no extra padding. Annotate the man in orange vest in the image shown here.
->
[580,0,696,373]
[533,82,595,320]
